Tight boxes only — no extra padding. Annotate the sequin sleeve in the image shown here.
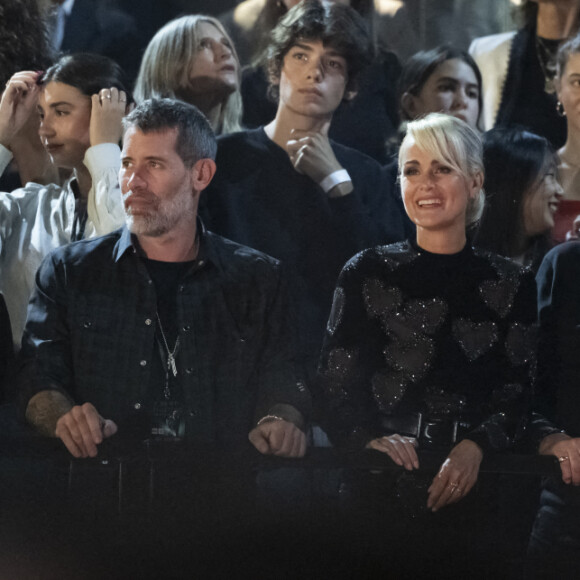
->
[315,249,391,449]
[460,262,538,453]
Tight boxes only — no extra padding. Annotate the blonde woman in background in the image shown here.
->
[134,15,242,135]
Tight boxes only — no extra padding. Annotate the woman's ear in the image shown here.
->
[469,171,484,199]
[401,92,417,119]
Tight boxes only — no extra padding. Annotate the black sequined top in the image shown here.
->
[316,239,537,453]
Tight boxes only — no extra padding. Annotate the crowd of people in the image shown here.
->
[2,0,580,577]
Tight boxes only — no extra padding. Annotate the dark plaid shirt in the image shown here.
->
[18,225,310,449]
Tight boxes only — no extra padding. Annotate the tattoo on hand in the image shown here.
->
[25,391,73,437]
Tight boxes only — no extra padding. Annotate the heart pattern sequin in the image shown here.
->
[452,318,498,361]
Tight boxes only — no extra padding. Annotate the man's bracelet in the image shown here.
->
[256,414,285,427]
[319,169,351,193]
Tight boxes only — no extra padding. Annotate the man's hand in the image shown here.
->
[55,402,118,458]
[539,432,580,485]
[0,70,41,150]
[89,87,129,147]
[427,439,483,512]
[286,128,343,181]
[249,419,307,458]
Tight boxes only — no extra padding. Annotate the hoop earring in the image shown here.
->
[556,101,567,117]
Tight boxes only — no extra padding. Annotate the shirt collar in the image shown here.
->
[113,218,215,271]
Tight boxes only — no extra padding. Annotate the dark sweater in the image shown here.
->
[201,127,410,379]
[535,241,580,437]
[316,239,538,453]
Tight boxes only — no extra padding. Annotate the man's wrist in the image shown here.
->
[260,403,306,431]
[319,169,351,194]
[25,390,74,437]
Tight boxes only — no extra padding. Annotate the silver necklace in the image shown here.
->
[156,312,180,398]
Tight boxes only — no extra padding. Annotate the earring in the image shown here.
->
[556,101,567,117]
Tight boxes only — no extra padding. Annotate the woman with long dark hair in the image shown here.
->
[475,127,562,271]
[0,53,130,344]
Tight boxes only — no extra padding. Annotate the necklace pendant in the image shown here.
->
[168,353,178,377]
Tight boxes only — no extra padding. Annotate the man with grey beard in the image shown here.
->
[18,98,310,459]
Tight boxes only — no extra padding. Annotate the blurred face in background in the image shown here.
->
[557,52,580,132]
[187,21,239,99]
[403,58,480,129]
[523,158,563,237]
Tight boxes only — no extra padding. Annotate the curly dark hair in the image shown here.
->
[0,0,52,87]
[266,0,372,101]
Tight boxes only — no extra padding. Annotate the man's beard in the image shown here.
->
[124,189,195,237]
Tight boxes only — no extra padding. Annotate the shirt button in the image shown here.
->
[185,367,194,374]
[83,321,92,328]
[182,325,191,332]
[134,402,142,410]
[140,360,147,367]
[189,410,199,417]
[179,285,184,293]
[145,319,152,326]
[147,279,153,285]
[198,260,205,267]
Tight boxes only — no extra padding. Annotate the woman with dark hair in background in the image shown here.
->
[134,15,243,135]
[470,0,580,148]
[238,0,401,163]
[0,53,130,345]
[398,45,482,131]
[475,127,562,271]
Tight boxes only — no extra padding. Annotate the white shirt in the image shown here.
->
[0,142,125,346]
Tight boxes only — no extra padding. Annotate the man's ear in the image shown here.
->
[401,92,417,119]
[191,158,217,193]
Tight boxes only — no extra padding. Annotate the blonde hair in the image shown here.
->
[399,113,485,226]
[134,15,243,135]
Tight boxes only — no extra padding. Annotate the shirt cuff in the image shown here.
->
[83,143,121,175]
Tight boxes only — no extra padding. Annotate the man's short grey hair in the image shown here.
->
[122,98,217,168]
[399,113,485,226]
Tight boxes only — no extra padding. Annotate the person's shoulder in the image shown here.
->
[469,30,517,57]
[215,128,270,174]
[0,181,69,213]
[206,230,281,272]
[217,128,267,153]
[342,240,413,274]
[331,141,382,170]
[542,241,580,272]
[46,229,124,266]
[473,246,534,280]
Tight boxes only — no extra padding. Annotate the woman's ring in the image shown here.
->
[558,456,570,463]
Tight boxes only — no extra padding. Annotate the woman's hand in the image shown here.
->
[89,87,129,147]
[565,214,580,241]
[427,439,483,512]
[539,432,580,485]
[0,70,42,150]
[366,434,419,471]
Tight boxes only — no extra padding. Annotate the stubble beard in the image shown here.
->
[124,189,195,238]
